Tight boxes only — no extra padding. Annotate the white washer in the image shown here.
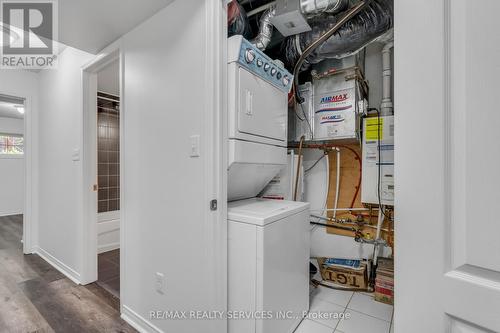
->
[228,198,310,333]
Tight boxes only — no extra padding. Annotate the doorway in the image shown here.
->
[95,59,121,297]
[0,94,26,250]
[80,49,123,294]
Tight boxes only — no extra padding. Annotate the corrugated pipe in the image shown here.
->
[251,6,276,51]
[301,0,350,18]
[285,0,393,70]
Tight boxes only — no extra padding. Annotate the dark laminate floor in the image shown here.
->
[97,249,120,298]
[0,215,136,333]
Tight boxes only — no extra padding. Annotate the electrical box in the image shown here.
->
[289,55,367,144]
[289,82,314,142]
[271,0,311,37]
[361,115,394,206]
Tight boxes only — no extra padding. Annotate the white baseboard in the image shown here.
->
[98,242,120,254]
[121,305,163,333]
[0,211,23,217]
[33,246,81,284]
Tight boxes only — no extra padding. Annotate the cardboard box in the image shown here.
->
[374,258,394,305]
[317,258,368,289]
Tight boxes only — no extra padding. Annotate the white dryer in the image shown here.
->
[228,198,310,333]
[227,36,293,201]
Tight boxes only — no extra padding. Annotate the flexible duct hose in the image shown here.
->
[251,6,276,51]
[301,0,350,18]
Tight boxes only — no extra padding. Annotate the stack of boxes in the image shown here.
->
[375,257,394,304]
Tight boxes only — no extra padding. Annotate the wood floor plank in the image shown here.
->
[0,215,136,333]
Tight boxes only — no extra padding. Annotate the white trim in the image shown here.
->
[98,242,120,254]
[80,47,122,286]
[121,305,163,333]
[33,246,81,284]
[202,2,228,331]
[0,154,24,159]
[0,212,23,217]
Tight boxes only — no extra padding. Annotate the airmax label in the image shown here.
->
[320,93,348,104]
[320,114,345,124]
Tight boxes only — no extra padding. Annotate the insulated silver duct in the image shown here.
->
[300,0,349,18]
[250,6,276,51]
[285,0,393,69]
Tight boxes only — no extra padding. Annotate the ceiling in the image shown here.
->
[57,0,175,54]
[0,101,23,119]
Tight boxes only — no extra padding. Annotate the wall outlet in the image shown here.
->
[155,272,165,294]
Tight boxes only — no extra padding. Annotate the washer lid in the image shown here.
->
[228,198,309,226]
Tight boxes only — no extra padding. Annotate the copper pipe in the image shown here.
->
[294,136,305,201]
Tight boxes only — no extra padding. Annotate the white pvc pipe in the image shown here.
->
[333,148,341,219]
[380,41,394,116]
[322,153,330,217]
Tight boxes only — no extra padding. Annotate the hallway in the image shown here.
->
[0,215,135,332]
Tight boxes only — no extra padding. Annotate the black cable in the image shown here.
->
[304,153,326,173]
[311,279,371,292]
[310,221,357,232]
[295,89,313,139]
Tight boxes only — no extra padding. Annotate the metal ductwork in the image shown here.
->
[285,0,393,69]
[228,0,252,39]
[251,6,276,51]
[300,0,350,18]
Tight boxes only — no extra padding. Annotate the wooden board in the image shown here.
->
[323,144,393,244]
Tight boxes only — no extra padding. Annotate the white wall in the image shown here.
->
[0,117,24,216]
[120,1,223,331]
[37,47,94,279]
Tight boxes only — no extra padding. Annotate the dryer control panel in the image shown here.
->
[228,35,293,93]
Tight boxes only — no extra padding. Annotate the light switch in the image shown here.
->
[155,272,165,294]
[72,148,80,161]
[190,135,200,157]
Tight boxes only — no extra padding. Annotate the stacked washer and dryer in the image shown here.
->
[227,35,310,333]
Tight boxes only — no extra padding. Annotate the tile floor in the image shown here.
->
[294,269,394,333]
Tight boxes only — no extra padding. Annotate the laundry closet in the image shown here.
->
[226,1,395,332]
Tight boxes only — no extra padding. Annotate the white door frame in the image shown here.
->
[80,47,122,285]
[0,90,34,254]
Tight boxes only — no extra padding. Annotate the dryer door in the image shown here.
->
[237,67,287,143]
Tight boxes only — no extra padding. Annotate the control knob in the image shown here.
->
[256,58,263,67]
[263,63,270,72]
[244,49,256,63]
[270,68,277,76]
[282,75,290,86]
